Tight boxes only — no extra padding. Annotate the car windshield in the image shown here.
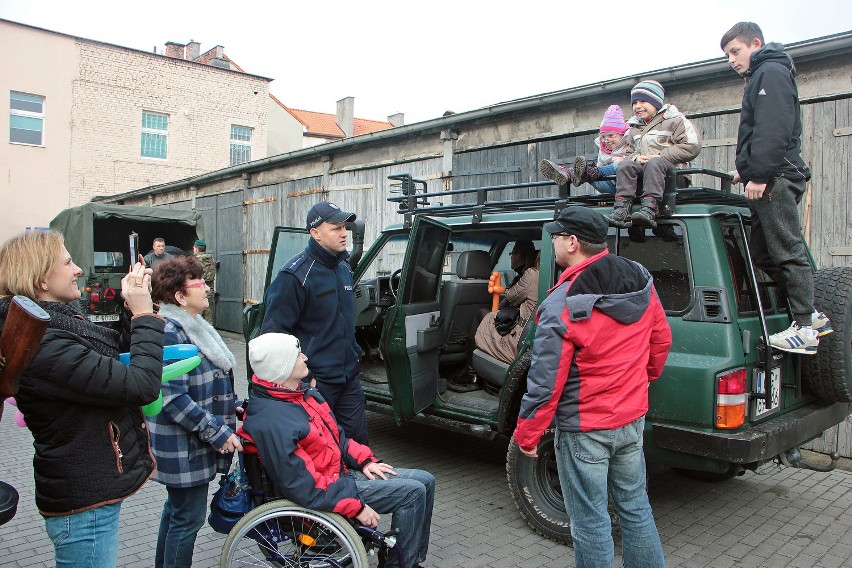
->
[94,251,125,268]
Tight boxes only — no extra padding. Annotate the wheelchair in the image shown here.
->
[220,449,403,568]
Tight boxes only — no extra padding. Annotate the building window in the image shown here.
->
[230,125,252,165]
[141,111,169,159]
[10,91,44,145]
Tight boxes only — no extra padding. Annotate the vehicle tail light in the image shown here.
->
[89,290,101,303]
[716,368,746,429]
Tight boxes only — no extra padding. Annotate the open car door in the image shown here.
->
[244,227,309,343]
[380,216,451,423]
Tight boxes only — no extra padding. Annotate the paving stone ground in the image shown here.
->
[1,332,851,567]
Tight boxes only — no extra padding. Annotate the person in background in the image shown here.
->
[540,105,630,194]
[241,332,435,568]
[0,229,164,568]
[720,21,832,354]
[191,239,216,325]
[513,206,671,568]
[260,201,369,445]
[607,80,702,229]
[148,256,241,568]
[145,237,173,269]
[474,239,539,364]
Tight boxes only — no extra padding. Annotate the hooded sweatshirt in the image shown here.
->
[735,42,811,184]
[513,250,671,451]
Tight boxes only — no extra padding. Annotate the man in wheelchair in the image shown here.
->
[238,333,435,568]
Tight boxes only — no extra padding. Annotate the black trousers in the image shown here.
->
[315,374,370,446]
[747,176,815,322]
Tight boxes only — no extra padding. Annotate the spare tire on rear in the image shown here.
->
[801,267,852,403]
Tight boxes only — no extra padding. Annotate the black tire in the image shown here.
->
[802,267,852,403]
[506,428,572,544]
[220,499,368,568]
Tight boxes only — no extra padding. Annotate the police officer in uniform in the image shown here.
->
[259,202,368,445]
[192,239,216,325]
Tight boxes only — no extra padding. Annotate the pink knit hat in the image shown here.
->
[599,105,628,134]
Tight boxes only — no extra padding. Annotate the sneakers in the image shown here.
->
[768,322,819,355]
[607,197,633,227]
[540,159,571,186]
[630,196,660,228]
[812,312,834,337]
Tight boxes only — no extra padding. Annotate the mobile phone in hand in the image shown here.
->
[129,232,139,268]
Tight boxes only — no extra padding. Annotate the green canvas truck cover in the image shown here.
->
[49,204,204,271]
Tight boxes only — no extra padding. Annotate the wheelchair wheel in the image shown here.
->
[220,499,369,568]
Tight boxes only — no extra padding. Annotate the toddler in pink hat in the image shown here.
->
[540,104,629,194]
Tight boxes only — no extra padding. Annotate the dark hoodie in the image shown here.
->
[736,42,811,184]
[514,250,672,448]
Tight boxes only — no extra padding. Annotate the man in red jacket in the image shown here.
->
[513,206,671,568]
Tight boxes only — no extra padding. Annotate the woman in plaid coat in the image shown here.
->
[148,256,241,568]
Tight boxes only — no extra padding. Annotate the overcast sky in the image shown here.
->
[2,0,850,124]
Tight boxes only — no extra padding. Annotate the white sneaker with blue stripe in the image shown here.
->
[812,312,833,337]
[768,322,819,355]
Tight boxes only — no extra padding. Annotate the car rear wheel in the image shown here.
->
[802,267,852,403]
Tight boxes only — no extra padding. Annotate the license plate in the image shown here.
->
[753,367,781,418]
[88,314,119,323]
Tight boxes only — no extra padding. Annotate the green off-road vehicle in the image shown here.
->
[50,203,203,329]
[245,170,852,543]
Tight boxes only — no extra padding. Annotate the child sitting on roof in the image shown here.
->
[607,80,702,229]
[540,105,630,194]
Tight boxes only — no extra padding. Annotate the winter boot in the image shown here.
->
[571,156,591,186]
[607,197,633,227]
[540,159,571,186]
[631,196,661,228]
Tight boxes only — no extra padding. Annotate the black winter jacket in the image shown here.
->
[260,238,361,384]
[736,42,811,185]
[4,310,164,516]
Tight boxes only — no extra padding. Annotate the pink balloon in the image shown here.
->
[14,410,26,428]
[4,397,16,408]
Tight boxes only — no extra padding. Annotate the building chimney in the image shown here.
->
[165,42,185,59]
[336,97,355,138]
[186,40,201,61]
[210,58,231,69]
[388,113,404,127]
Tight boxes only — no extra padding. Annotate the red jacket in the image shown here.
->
[514,250,671,451]
[238,377,378,518]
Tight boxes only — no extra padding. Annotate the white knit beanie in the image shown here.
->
[249,333,300,383]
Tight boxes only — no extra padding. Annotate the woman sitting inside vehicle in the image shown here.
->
[148,256,241,568]
[474,240,540,364]
[0,229,164,568]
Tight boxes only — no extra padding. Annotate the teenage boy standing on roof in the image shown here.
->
[721,21,832,354]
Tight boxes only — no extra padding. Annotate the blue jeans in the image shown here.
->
[354,468,435,568]
[555,417,664,568]
[44,502,122,568]
[155,483,210,568]
[591,163,617,194]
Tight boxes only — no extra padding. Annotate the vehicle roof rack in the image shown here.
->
[387,169,744,227]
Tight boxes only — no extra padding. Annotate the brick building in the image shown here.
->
[0,18,272,242]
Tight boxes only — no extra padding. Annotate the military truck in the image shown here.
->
[49,204,203,328]
[245,171,852,544]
